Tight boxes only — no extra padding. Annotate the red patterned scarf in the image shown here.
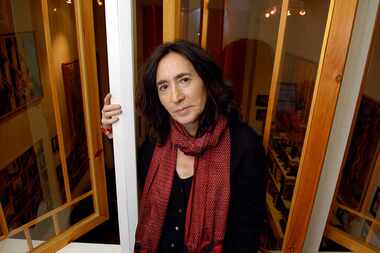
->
[135,117,231,253]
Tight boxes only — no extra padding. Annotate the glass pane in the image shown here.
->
[205,0,281,135]
[0,0,107,249]
[179,0,202,44]
[47,0,90,200]
[204,0,283,250]
[322,7,380,250]
[267,0,331,250]
[30,218,55,248]
[57,196,94,235]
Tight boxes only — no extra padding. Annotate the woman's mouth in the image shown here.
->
[175,106,192,114]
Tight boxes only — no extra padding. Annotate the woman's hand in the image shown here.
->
[101,93,122,139]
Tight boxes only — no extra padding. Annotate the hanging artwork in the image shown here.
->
[338,96,380,210]
[55,60,89,199]
[0,140,47,230]
[0,32,43,120]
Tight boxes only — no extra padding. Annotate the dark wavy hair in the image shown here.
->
[137,40,237,144]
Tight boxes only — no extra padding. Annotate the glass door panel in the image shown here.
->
[322,4,380,251]
[179,0,202,44]
[204,0,282,136]
[47,0,91,201]
[0,0,108,251]
[266,0,331,249]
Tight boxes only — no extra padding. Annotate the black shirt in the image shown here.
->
[157,172,193,253]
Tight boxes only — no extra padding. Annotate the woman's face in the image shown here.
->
[156,52,207,136]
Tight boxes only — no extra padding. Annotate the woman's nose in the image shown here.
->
[170,86,184,103]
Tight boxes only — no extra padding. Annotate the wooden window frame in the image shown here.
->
[0,0,109,252]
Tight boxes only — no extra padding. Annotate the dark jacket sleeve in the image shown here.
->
[224,122,267,253]
[137,138,155,192]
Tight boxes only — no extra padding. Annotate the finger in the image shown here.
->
[102,104,121,112]
[104,109,122,118]
[104,93,112,105]
[101,117,119,125]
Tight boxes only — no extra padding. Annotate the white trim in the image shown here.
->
[303,0,380,252]
[104,0,138,252]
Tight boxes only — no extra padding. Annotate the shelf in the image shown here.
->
[336,203,380,227]
[325,225,379,253]
[266,193,284,239]
[268,147,296,180]
[269,172,281,192]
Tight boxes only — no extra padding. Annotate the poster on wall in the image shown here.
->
[338,96,380,210]
[0,139,50,230]
[54,60,90,200]
[0,32,43,120]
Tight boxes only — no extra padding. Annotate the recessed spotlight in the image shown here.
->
[287,10,291,16]
[270,7,277,15]
[299,10,306,16]
[66,0,72,4]
[265,12,270,18]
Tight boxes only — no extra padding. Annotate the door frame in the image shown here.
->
[104,0,138,252]
[305,0,380,252]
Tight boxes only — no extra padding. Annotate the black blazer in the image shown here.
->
[137,116,267,253]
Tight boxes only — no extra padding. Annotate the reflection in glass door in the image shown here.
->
[322,2,380,252]
[0,0,109,251]
[264,0,331,249]
[198,0,333,250]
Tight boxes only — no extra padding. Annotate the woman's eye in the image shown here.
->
[158,84,168,92]
[179,77,190,84]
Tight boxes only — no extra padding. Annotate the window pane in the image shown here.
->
[267,0,331,249]
[0,0,66,235]
[0,0,111,249]
[205,0,282,135]
[179,0,202,44]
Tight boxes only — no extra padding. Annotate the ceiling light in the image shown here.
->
[66,0,72,4]
[97,0,103,6]
[287,10,291,16]
[270,7,277,15]
[265,12,270,18]
[299,10,306,16]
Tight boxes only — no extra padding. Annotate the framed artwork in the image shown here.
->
[0,32,43,120]
[370,187,380,217]
[61,60,85,142]
[0,140,46,230]
[56,60,89,199]
[338,96,380,210]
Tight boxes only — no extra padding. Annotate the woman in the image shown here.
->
[101,40,267,253]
